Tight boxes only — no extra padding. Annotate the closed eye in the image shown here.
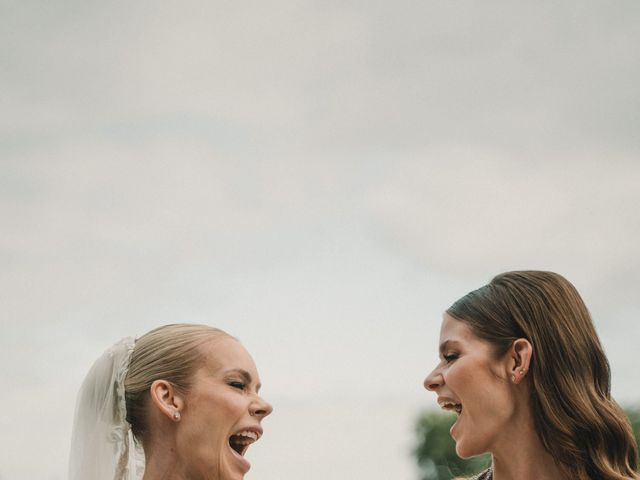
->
[229,381,246,390]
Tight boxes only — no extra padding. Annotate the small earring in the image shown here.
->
[511,374,516,382]
[173,411,181,421]
[519,369,525,375]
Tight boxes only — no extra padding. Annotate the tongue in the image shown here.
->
[229,435,254,454]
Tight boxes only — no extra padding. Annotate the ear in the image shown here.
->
[149,380,185,421]
[507,338,533,385]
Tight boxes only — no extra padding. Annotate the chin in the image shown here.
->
[217,468,241,480]
[221,473,243,480]
[455,439,485,459]
[223,460,249,480]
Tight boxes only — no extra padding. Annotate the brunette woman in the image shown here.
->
[424,271,639,480]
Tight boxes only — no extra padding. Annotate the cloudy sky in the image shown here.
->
[1,2,639,479]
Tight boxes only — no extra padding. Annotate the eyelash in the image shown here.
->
[444,353,459,364]
[228,381,246,390]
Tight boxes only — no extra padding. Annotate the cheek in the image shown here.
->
[449,361,513,417]
[460,375,514,442]
[445,360,483,391]
[196,391,241,422]
[180,398,230,453]
[181,392,250,448]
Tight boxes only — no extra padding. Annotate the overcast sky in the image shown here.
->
[2,2,640,479]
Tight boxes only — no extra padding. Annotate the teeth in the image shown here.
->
[438,400,462,414]
[236,430,259,440]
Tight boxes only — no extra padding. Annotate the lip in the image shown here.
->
[228,443,251,473]
[435,395,463,439]
[445,401,464,441]
[227,425,264,473]
[450,410,463,438]
[436,395,462,411]
[232,425,264,439]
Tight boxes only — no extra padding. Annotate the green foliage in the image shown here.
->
[413,410,489,480]
[625,406,640,452]
[413,406,640,480]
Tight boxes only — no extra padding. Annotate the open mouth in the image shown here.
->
[438,400,463,415]
[228,430,260,457]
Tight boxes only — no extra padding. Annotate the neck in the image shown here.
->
[142,456,181,480]
[490,415,563,480]
[492,452,563,480]
[141,440,185,480]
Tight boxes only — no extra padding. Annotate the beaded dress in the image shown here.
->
[470,467,492,480]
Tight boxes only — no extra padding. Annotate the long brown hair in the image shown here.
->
[448,271,639,480]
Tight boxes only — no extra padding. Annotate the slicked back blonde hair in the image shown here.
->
[448,271,639,480]
[124,324,231,440]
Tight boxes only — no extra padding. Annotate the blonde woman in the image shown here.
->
[69,324,272,480]
[424,271,639,480]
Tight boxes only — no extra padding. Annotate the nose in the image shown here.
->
[423,366,443,392]
[250,395,273,419]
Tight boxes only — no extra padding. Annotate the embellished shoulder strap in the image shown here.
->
[470,468,493,480]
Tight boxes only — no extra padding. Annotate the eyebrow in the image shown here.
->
[224,368,262,392]
[439,340,461,355]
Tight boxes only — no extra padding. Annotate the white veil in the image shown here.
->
[69,337,145,480]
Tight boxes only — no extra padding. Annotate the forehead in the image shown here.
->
[439,313,483,346]
[199,337,259,377]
